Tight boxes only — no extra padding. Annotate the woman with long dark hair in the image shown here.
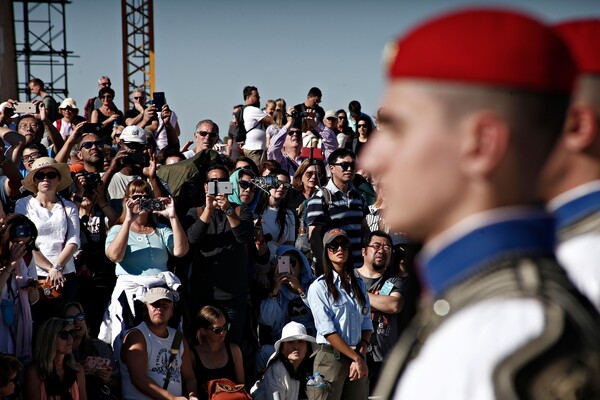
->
[351,116,373,158]
[306,229,372,400]
[261,169,295,262]
[0,214,39,364]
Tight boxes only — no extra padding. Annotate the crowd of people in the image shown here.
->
[0,71,415,400]
[2,8,600,400]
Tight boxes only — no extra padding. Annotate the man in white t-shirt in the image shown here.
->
[241,85,273,166]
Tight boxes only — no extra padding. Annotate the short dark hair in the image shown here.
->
[28,78,45,90]
[206,164,229,179]
[328,148,356,165]
[348,100,362,115]
[308,87,322,98]
[243,86,257,100]
[363,230,392,248]
[156,147,185,165]
[259,160,282,175]
[98,87,115,98]
[23,142,47,155]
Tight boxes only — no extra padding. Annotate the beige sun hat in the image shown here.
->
[21,157,73,193]
[58,97,78,110]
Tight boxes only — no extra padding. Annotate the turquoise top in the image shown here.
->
[106,223,174,276]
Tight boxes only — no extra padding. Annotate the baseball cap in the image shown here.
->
[143,287,175,304]
[120,126,147,144]
[324,110,338,120]
[323,228,350,247]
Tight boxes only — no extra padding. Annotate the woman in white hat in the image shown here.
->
[251,321,316,400]
[53,98,85,140]
[15,157,79,301]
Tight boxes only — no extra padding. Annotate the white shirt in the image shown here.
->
[394,298,545,400]
[242,106,267,150]
[15,195,80,276]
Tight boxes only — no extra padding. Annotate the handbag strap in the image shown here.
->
[163,331,183,390]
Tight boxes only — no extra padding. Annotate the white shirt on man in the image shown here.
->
[242,106,267,150]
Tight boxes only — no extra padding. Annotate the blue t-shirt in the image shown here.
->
[105,223,174,276]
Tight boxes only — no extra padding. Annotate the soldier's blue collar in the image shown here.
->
[420,209,555,298]
[549,183,600,231]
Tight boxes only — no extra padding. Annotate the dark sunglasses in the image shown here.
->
[357,124,368,129]
[131,194,150,200]
[332,161,356,171]
[34,171,59,181]
[81,141,103,150]
[327,241,351,251]
[210,322,231,335]
[123,143,146,151]
[64,312,86,324]
[304,170,318,177]
[133,96,143,100]
[275,180,291,189]
[197,131,217,138]
[57,329,77,340]
[287,130,302,136]
[238,180,257,192]
[101,95,113,99]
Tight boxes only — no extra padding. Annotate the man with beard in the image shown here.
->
[356,231,404,391]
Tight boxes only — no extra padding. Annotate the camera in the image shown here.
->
[127,152,150,167]
[77,170,102,193]
[207,181,234,196]
[290,110,308,119]
[82,123,102,134]
[13,224,33,239]
[251,175,278,191]
[139,198,166,212]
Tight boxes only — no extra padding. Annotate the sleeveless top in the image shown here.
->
[120,322,184,400]
[192,343,237,394]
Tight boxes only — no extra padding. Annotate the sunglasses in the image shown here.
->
[327,241,351,252]
[275,180,291,189]
[133,96,143,100]
[332,161,356,171]
[209,322,231,335]
[304,170,318,178]
[131,194,150,201]
[81,141,103,150]
[34,171,59,181]
[197,131,217,138]
[57,329,77,340]
[101,95,113,99]
[64,312,86,324]
[287,130,302,136]
[22,153,42,162]
[62,107,76,112]
[238,180,257,192]
[357,124,368,129]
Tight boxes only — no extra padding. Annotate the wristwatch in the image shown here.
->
[53,264,64,272]
[225,207,235,216]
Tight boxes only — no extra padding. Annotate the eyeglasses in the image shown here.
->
[326,242,350,252]
[196,131,217,138]
[357,124,368,129]
[209,322,231,335]
[64,312,86,324]
[57,329,76,340]
[332,161,356,171]
[101,95,113,100]
[275,180,290,189]
[22,153,42,162]
[131,194,150,201]
[368,243,391,252]
[238,180,257,192]
[81,141,103,150]
[33,171,59,181]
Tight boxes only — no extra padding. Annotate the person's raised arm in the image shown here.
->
[105,198,137,263]
[161,105,179,148]
[155,196,189,257]
[38,102,65,153]
[55,121,85,163]
[0,150,24,197]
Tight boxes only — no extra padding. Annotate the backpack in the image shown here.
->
[230,106,260,143]
[207,378,251,400]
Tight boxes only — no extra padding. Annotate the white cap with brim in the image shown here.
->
[21,157,73,193]
[120,125,147,144]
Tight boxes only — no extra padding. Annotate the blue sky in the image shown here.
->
[35,0,600,144]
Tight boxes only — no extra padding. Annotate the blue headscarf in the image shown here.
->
[228,168,261,212]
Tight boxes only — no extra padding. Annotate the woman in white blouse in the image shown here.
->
[15,157,80,301]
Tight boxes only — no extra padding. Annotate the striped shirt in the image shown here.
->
[306,180,368,268]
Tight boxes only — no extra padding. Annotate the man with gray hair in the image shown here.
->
[182,119,220,159]
[124,87,159,133]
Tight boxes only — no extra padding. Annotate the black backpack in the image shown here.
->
[230,105,261,143]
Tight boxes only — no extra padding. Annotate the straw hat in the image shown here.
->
[21,157,72,193]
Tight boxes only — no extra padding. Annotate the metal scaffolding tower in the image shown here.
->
[121,0,154,111]
[13,0,74,101]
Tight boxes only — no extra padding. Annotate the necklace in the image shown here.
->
[137,225,148,233]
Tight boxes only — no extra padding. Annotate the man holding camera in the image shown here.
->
[124,88,159,134]
[105,126,166,213]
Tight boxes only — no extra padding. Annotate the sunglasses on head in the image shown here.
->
[327,241,351,251]
[81,141,103,150]
[34,171,59,181]
[238,180,257,192]
[57,329,76,340]
[209,322,231,335]
[332,161,356,171]
[64,312,86,324]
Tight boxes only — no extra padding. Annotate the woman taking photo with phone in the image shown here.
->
[99,179,188,347]
[306,229,372,400]
[0,214,40,364]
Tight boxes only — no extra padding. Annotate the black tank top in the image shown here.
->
[193,343,238,398]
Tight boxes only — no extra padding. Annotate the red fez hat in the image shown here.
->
[554,19,600,74]
[386,9,576,94]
